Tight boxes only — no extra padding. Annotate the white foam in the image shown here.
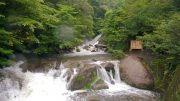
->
[0,60,159,101]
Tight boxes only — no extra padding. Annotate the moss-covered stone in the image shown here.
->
[70,65,100,91]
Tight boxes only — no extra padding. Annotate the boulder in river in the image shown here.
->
[100,62,114,72]
[83,45,90,50]
[91,78,109,90]
[76,48,81,52]
[89,44,93,46]
[94,44,107,48]
[91,50,96,52]
[70,65,100,91]
[120,55,154,90]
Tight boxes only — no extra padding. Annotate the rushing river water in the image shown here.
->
[0,35,160,101]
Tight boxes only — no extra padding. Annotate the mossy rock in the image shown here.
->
[70,65,100,91]
[91,78,109,90]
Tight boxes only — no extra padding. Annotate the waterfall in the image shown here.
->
[84,34,102,45]
[109,70,114,82]
[0,62,74,101]
[68,34,108,56]
[0,34,160,101]
[112,60,121,83]
[59,62,65,70]
[93,60,121,84]
[66,68,77,90]
[98,66,111,83]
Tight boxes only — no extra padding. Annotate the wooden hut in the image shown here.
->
[129,40,143,51]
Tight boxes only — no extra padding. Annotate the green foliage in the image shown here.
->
[143,13,180,65]
[81,72,98,90]
[103,0,177,53]
[176,89,180,101]
[151,59,169,89]
[76,47,80,52]
[164,66,180,101]
[110,49,126,59]
[0,0,96,65]
[76,76,85,82]
[102,1,180,94]
[112,72,115,78]
[99,80,104,84]
[93,71,96,76]
[88,0,116,35]
[0,29,15,65]
[77,63,80,66]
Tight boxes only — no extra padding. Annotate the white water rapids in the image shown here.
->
[0,35,160,101]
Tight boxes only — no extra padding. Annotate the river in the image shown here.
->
[0,35,160,101]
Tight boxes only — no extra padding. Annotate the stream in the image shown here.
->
[0,35,160,101]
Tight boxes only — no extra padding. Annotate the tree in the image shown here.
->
[0,2,15,65]
[143,13,180,65]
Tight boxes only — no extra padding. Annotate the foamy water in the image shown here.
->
[0,60,159,101]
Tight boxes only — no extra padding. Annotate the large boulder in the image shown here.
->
[100,62,114,72]
[120,56,154,90]
[91,78,109,90]
[70,65,100,91]
[94,44,107,48]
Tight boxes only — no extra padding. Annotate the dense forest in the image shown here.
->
[0,0,116,66]
[101,0,180,100]
[1,0,179,68]
[102,0,180,81]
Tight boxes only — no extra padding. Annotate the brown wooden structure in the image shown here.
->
[129,40,143,51]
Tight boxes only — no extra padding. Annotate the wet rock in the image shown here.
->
[100,62,114,72]
[91,78,109,90]
[95,44,107,48]
[89,44,93,46]
[68,46,75,49]
[91,50,96,52]
[111,80,115,85]
[59,50,64,53]
[83,45,90,50]
[120,55,154,90]
[92,58,99,61]
[87,99,100,101]
[70,65,100,91]
[67,69,72,81]
[58,46,75,53]
[76,48,80,52]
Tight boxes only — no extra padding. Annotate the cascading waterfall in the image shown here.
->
[0,62,76,101]
[66,68,77,90]
[84,34,102,45]
[99,67,111,83]
[65,34,107,57]
[112,60,121,83]
[0,35,160,101]
[92,60,121,84]
[0,60,159,101]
